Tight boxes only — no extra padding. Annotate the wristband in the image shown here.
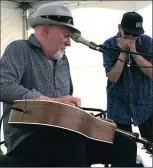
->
[118,59,125,63]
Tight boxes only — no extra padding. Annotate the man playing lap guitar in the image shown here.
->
[0,3,137,167]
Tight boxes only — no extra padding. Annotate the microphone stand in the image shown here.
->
[89,42,153,68]
[98,44,152,58]
[90,41,152,58]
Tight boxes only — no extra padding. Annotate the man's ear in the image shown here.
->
[43,25,50,36]
[118,24,122,37]
[118,24,121,31]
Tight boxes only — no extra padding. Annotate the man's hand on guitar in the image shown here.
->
[35,95,81,107]
[35,96,53,101]
[57,95,81,107]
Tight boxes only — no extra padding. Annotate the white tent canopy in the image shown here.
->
[1,0,152,54]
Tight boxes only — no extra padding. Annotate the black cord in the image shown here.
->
[0,107,12,147]
[0,141,5,145]
[0,113,5,146]
[0,113,5,133]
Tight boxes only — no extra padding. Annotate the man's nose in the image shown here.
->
[65,37,71,46]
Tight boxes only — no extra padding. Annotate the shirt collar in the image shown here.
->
[28,34,41,48]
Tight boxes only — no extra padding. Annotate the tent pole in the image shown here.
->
[19,2,31,40]
[22,9,28,39]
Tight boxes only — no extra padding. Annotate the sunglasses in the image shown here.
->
[124,31,140,37]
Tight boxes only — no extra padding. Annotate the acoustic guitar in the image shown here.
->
[9,100,117,144]
[8,100,153,154]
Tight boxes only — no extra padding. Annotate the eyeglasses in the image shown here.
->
[124,31,140,37]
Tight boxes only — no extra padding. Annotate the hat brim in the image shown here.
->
[122,26,144,35]
[27,17,81,34]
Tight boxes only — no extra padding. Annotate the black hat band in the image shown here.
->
[39,15,74,25]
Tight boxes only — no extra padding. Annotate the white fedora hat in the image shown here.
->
[27,3,81,34]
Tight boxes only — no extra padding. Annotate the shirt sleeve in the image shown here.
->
[142,35,153,63]
[0,41,42,104]
[102,39,119,74]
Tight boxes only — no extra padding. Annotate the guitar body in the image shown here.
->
[9,100,117,144]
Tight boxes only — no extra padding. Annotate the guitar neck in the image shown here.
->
[116,128,152,147]
[85,109,152,148]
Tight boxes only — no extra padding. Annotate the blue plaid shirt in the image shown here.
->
[103,33,153,126]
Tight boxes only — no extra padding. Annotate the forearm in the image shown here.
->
[35,95,60,102]
[107,52,127,83]
[0,82,42,103]
[132,54,153,79]
[0,82,65,104]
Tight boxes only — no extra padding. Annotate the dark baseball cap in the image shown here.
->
[121,11,144,35]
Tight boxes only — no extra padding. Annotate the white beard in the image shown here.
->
[52,50,65,60]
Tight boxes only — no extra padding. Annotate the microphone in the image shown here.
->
[71,33,104,52]
[71,33,152,58]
